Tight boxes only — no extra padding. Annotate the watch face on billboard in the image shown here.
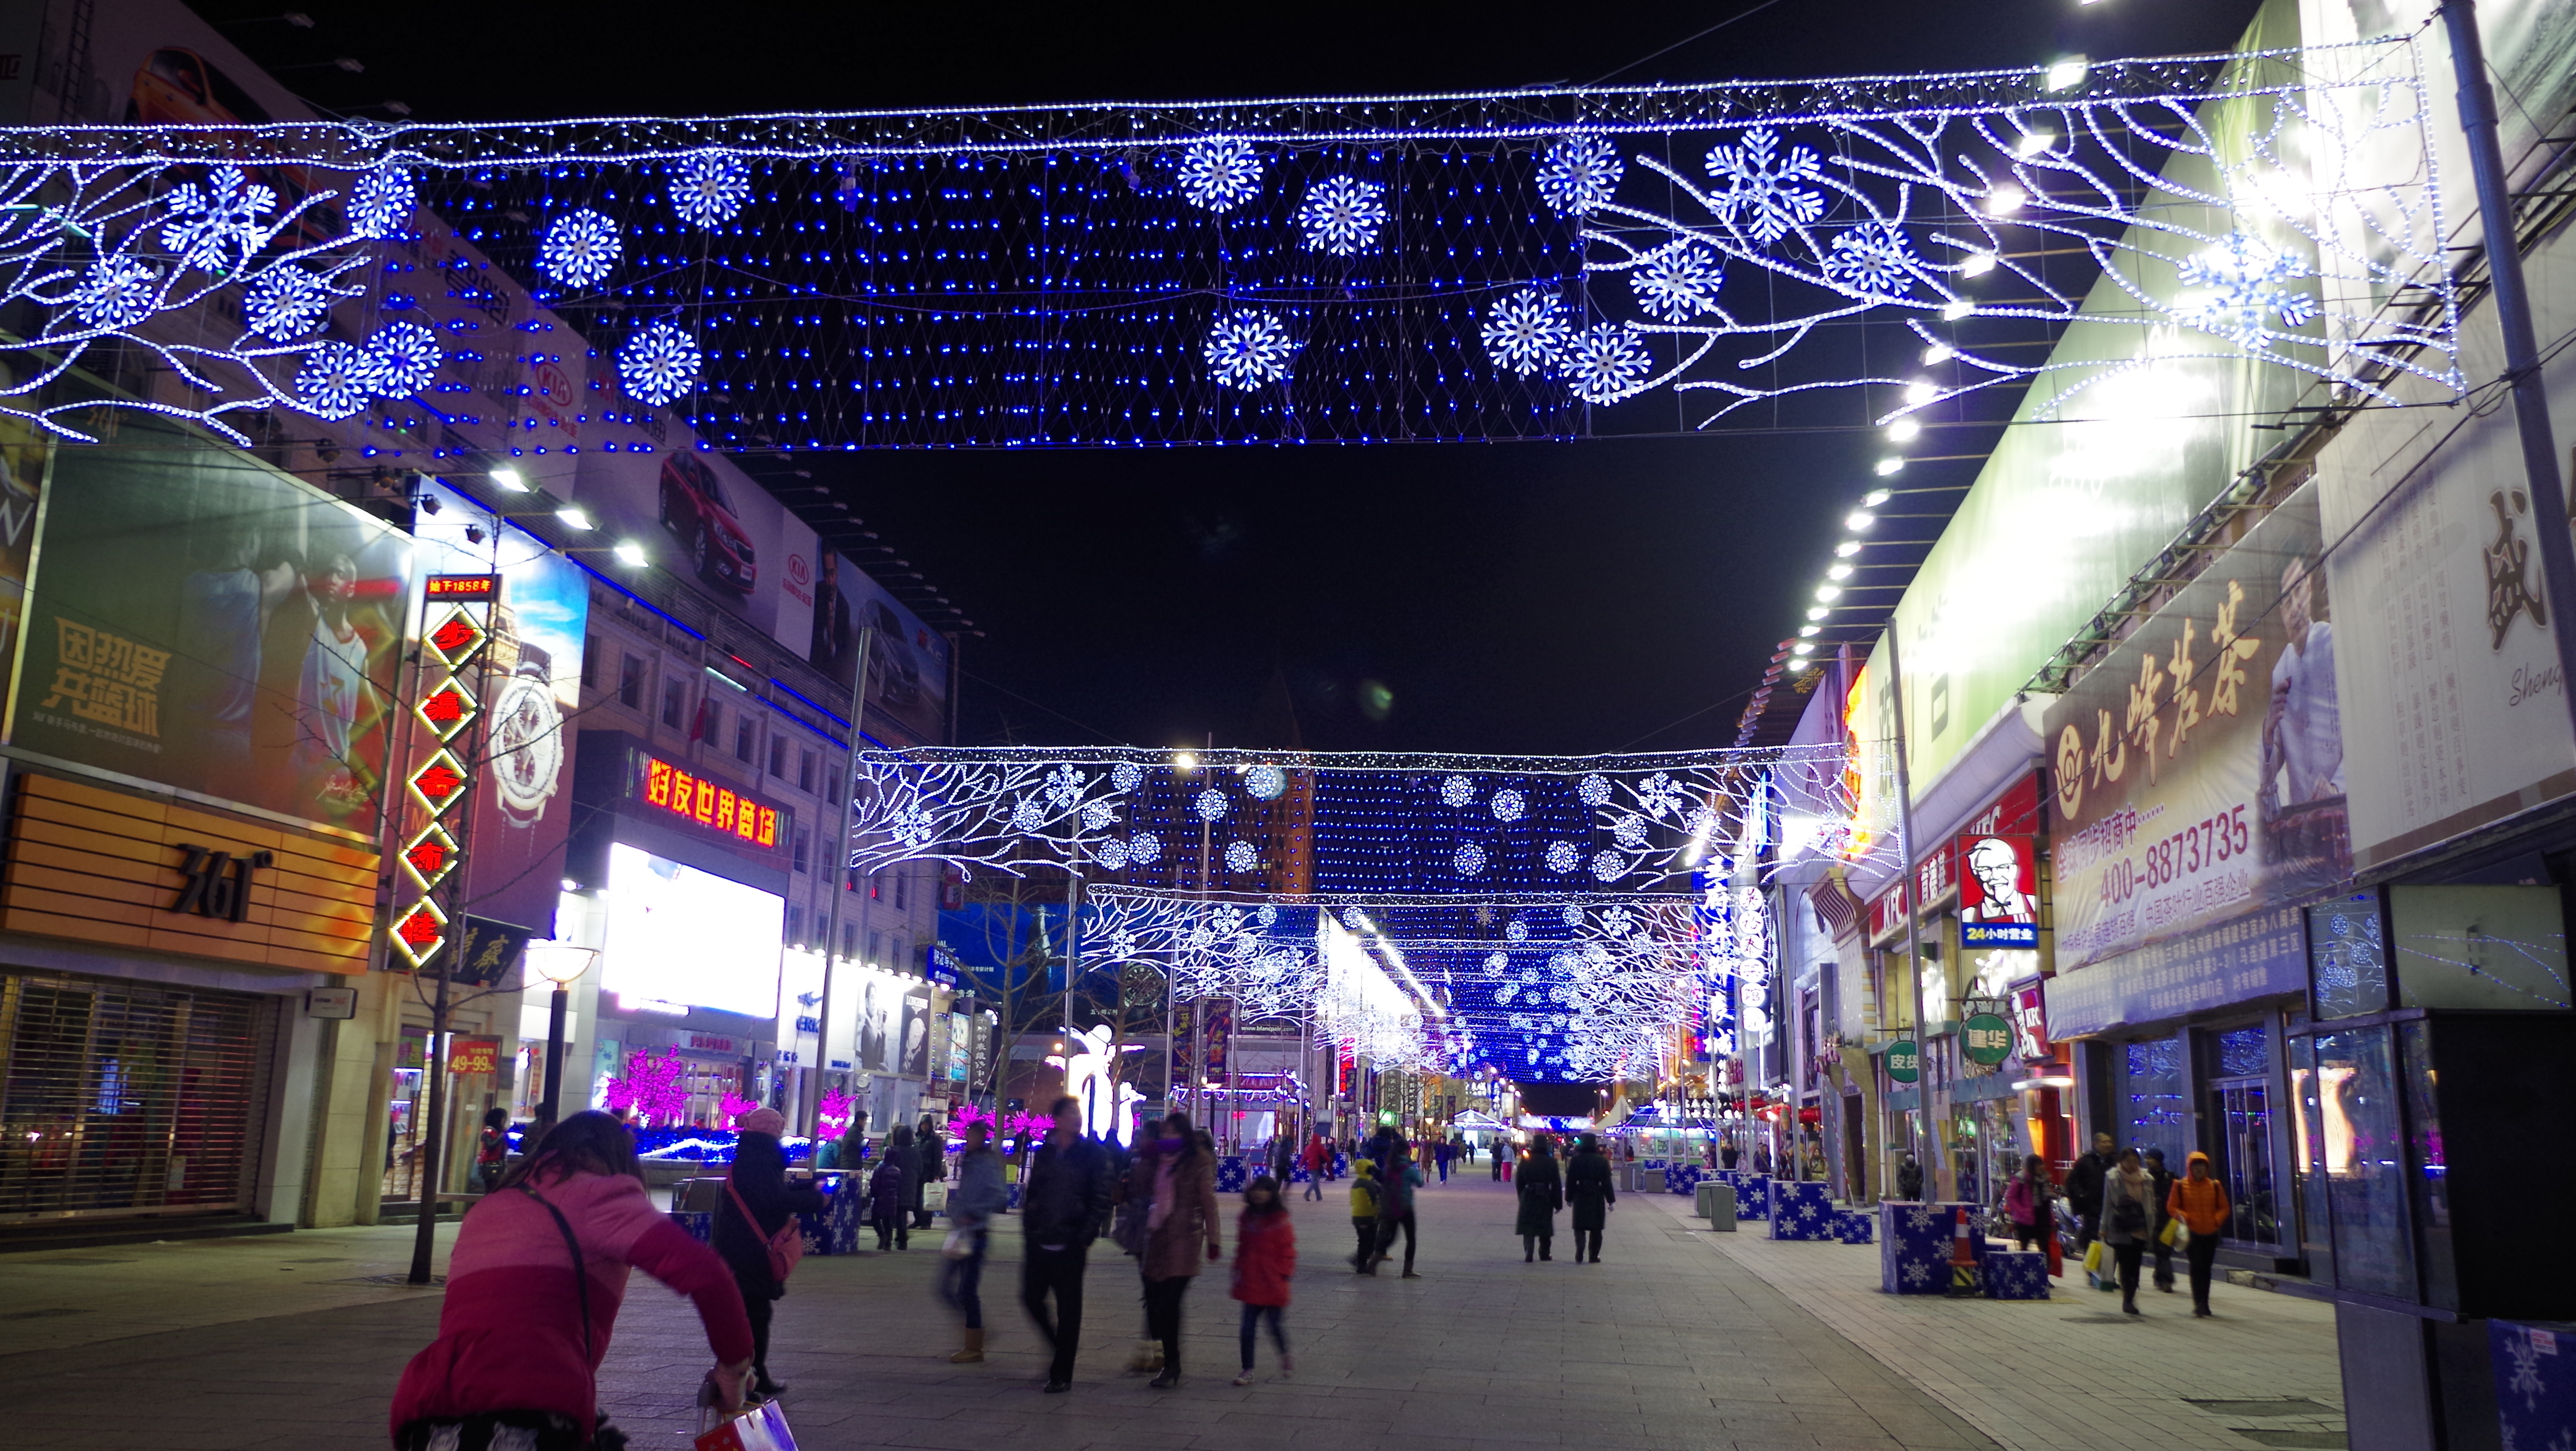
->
[602,843,783,1018]
[1957,834,2039,949]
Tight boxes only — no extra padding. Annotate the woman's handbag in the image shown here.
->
[727,1178,805,1283]
[2161,1218,2190,1249]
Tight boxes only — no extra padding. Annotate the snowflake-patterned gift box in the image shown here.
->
[669,1210,714,1243]
[823,1179,866,1252]
[1834,1208,1874,1243]
[1735,1176,1770,1220]
[1668,1165,1704,1196]
[1216,1155,1249,1194]
[1767,1181,1836,1239]
[1289,1164,1311,1183]
[1984,1249,2050,1299]
[1880,1201,1984,1294]
[2493,1319,2576,1451]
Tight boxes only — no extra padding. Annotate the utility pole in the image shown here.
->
[805,627,874,1144]
[1882,626,1945,1196]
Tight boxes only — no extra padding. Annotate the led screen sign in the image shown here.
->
[602,843,784,1018]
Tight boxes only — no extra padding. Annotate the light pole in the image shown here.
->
[524,944,600,1131]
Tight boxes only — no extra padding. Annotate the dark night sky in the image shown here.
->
[237,0,2263,756]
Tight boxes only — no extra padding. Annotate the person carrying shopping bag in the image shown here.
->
[1229,1174,1295,1385]
[2166,1150,2234,1317]
[2094,1147,2156,1316]
[716,1107,824,1400]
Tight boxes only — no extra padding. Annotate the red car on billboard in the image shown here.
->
[658,451,757,595]
[127,48,342,252]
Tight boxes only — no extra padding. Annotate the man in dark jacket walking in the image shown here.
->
[2067,1131,2117,1257]
[1020,1095,1114,1393]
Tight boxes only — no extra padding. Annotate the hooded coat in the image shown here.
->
[716,1131,824,1296]
[1514,1149,1564,1237]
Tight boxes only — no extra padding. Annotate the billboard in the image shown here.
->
[572,436,815,658]
[10,415,413,835]
[413,482,590,935]
[601,843,783,1018]
[0,415,49,709]
[1956,834,2039,950]
[810,551,952,746]
[2043,483,2349,972]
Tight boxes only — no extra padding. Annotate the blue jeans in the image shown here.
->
[1238,1303,1288,1370]
[941,1228,987,1329]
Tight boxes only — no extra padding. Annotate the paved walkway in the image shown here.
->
[0,1169,2343,1451]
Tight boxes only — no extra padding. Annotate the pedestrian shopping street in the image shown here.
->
[0,1171,2341,1451]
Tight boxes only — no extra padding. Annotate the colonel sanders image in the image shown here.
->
[1962,837,2036,924]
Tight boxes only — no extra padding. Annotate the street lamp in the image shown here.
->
[524,944,599,1131]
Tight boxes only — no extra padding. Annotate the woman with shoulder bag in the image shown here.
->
[392,1111,753,1450]
[717,1108,824,1400]
[1136,1113,1223,1388]
[2004,1155,2053,1252]
[2095,1147,2155,1317]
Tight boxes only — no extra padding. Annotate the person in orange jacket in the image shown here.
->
[2165,1150,2233,1317]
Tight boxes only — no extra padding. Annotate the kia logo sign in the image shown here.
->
[787,554,811,588]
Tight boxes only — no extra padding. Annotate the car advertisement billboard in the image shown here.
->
[412,481,591,935]
[2042,482,2349,973]
[571,436,816,660]
[9,414,413,836]
[811,550,952,747]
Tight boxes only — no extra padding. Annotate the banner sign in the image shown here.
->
[2043,483,2349,972]
[1957,833,2040,949]
[2043,904,2307,1039]
[2009,983,2051,1062]
[448,1036,502,1075]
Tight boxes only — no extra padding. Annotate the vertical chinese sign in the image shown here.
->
[389,579,492,969]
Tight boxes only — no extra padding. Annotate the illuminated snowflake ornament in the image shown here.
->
[242,266,334,340]
[1544,840,1580,873]
[1481,288,1573,375]
[1295,175,1387,256]
[1097,838,1132,870]
[1821,220,1920,297]
[538,208,623,290]
[1631,241,1724,323]
[1705,128,1827,245]
[1111,762,1145,792]
[1454,842,1489,877]
[1490,789,1525,822]
[70,254,157,330]
[1440,775,1476,807]
[1195,788,1229,822]
[359,320,442,397]
[159,166,278,271]
[1131,833,1163,865]
[1505,919,1531,943]
[1561,323,1653,405]
[1536,134,1623,216]
[670,152,753,229]
[2177,232,2319,350]
[1579,774,1613,805]
[1204,310,1298,391]
[618,319,703,406]
[1245,764,1287,800]
[1591,849,1626,882]
[1224,839,1260,873]
[295,341,371,420]
[1178,139,1263,212]
[348,166,417,240]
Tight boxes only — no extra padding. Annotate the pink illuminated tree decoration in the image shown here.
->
[603,1049,687,1127]
[719,1092,760,1127]
[817,1088,858,1138]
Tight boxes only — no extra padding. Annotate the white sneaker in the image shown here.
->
[1233,1372,1256,1386]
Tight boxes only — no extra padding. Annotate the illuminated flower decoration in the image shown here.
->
[359,320,442,398]
[1454,842,1488,877]
[1821,220,1920,298]
[1485,952,1509,975]
[1195,788,1228,821]
[1204,310,1298,391]
[1600,905,1635,936]
[1225,839,1259,873]
[1591,849,1626,882]
[242,264,335,340]
[617,319,702,406]
[1704,127,1826,245]
[295,340,371,419]
[1536,134,1623,217]
[1490,788,1525,822]
[1080,800,1116,832]
[1613,813,1650,848]
[1096,837,1132,871]
[1578,774,1613,805]
[670,151,753,230]
[1010,796,1046,832]
[538,207,623,290]
[1561,322,1653,405]
[159,166,278,271]
[349,166,418,240]
[1631,240,1724,322]
[1110,762,1144,792]
[1178,139,1263,212]
[1440,775,1476,807]
[2177,232,2319,351]
[1560,904,1588,928]
[1241,764,1290,801]
[1544,840,1581,873]
[1295,175,1387,256]
[1130,833,1163,865]
[70,254,158,330]
[1480,287,1571,375]
[1507,919,1533,944]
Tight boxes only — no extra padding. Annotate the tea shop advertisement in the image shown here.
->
[2042,482,2349,971]
[10,416,413,835]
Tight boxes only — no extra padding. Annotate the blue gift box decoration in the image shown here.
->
[1879,1201,1985,1294]
[669,1210,713,1243]
[1983,1249,2049,1299]
[1736,1176,1769,1220]
[1332,1153,1350,1177]
[1768,1180,1836,1239]
[1834,1208,1875,1243]
[1216,1155,1248,1193]
[1668,1165,1704,1196]
[2493,1319,2576,1451]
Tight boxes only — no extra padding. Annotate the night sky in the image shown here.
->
[239,0,2264,756]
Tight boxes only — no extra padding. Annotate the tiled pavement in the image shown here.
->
[0,1171,2342,1450]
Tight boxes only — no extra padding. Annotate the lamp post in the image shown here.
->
[524,944,600,1131]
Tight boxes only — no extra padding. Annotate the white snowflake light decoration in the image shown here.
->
[296,341,371,420]
[1204,310,1298,391]
[242,266,334,340]
[1505,919,1531,943]
[539,208,623,291]
[348,166,417,240]
[1560,904,1588,928]
[1245,764,1287,800]
[1561,323,1653,405]
[1536,134,1623,216]
[70,255,157,330]
[1131,833,1163,865]
[1579,774,1613,805]
[1111,762,1145,792]
[1178,139,1263,212]
[1631,241,1724,322]
[1225,839,1260,873]
[618,319,702,406]
[1295,175,1387,256]
[1545,840,1580,873]
[1705,128,1826,246]
[670,152,753,230]
[159,166,277,272]
[1591,849,1626,882]
[359,320,442,398]
[1490,788,1525,822]
[1821,221,1919,297]
[1454,842,1489,876]
[1194,788,1229,822]
[2177,232,2319,351]
[1480,289,1572,375]
[1439,775,1476,808]
[1097,838,1132,871]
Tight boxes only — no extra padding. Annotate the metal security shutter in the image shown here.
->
[0,972,278,1220]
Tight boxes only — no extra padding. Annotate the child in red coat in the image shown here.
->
[1229,1174,1296,1385]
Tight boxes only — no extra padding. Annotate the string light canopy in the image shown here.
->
[1,40,2454,448]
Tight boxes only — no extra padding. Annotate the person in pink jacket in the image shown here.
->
[391,1111,754,1449]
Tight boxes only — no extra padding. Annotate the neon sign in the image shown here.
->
[639,753,780,850]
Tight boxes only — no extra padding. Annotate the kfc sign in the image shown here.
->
[1958,834,2039,949]
[2010,984,2051,1062]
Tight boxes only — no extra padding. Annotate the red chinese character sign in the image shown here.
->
[390,590,481,971]
[1956,834,2039,950]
